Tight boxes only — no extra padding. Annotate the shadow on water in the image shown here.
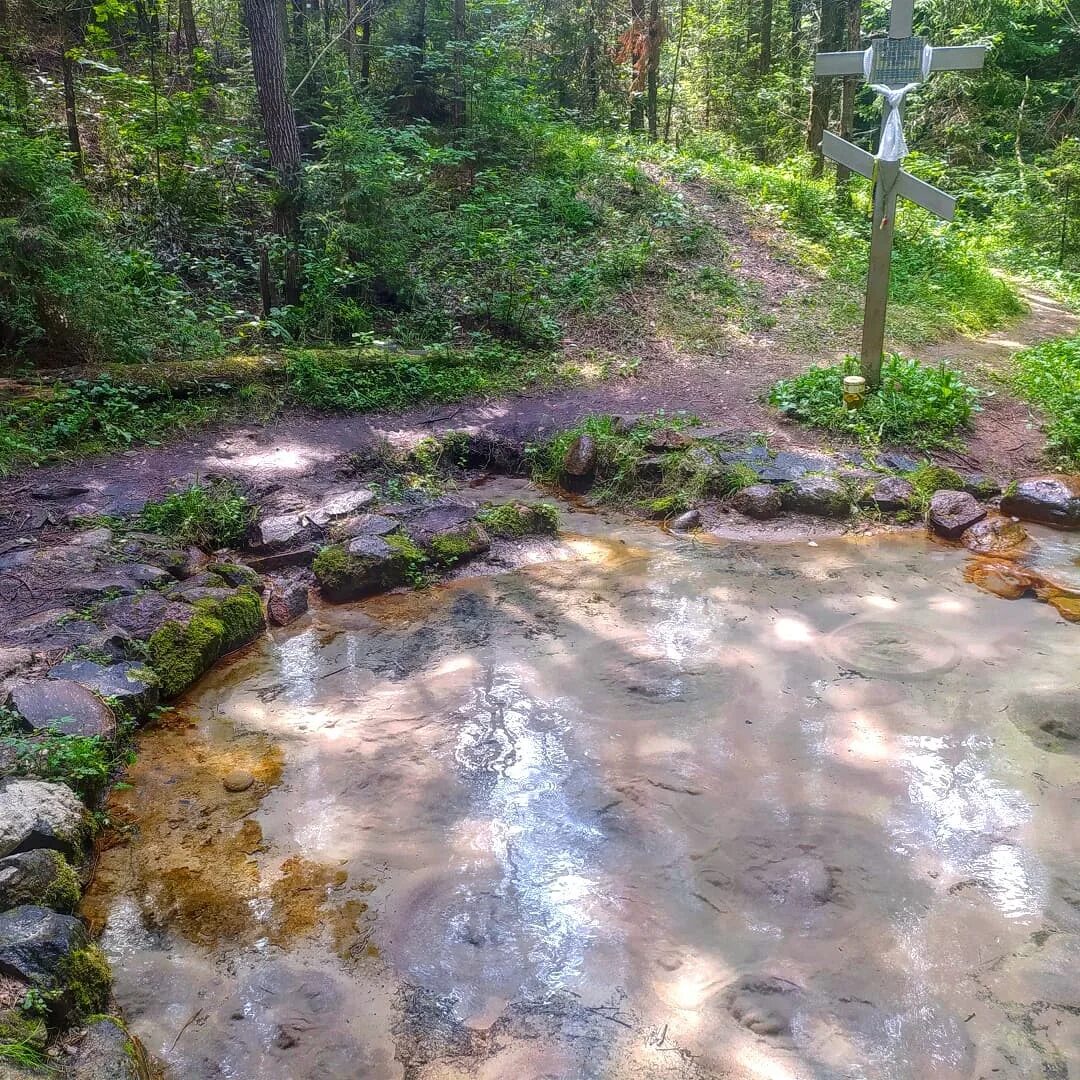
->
[84,511,1080,1080]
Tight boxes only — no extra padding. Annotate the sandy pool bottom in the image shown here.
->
[84,507,1080,1079]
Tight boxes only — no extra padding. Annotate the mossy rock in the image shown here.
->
[0,849,82,912]
[476,502,560,537]
[66,1015,153,1080]
[427,524,491,567]
[313,538,410,601]
[58,943,112,1016]
[147,587,265,697]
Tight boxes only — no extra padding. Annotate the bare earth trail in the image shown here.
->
[2,174,1077,540]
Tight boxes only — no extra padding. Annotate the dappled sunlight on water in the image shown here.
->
[85,506,1080,1079]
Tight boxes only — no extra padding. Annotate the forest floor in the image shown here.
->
[2,168,1078,537]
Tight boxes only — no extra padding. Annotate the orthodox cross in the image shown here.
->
[814,0,987,386]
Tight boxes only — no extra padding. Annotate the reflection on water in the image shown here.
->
[86,507,1080,1080]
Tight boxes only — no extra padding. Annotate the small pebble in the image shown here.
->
[223,769,255,793]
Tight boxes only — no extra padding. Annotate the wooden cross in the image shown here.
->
[814,0,987,387]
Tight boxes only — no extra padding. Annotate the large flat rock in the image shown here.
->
[0,904,87,988]
[5,679,116,740]
[0,778,90,859]
[1001,475,1080,528]
[929,490,986,540]
[47,660,159,719]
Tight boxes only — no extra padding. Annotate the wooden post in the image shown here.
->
[860,157,898,387]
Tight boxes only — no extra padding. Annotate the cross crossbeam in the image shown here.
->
[811,0,987,386]
[820,132,956,220]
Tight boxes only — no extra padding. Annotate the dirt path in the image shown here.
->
[2,174,1076,543]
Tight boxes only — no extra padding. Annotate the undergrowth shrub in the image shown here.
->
[1010,334,1080,468]
[138,481,254,548]
[0,118,220,365]
[768,355,977,449]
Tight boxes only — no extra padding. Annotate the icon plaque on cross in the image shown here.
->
[813,0,988,386]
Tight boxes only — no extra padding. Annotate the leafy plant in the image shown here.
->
[0,727,115,798]
[138,481,254,549]
[1011,334,1080,468]
[767,355,978,449]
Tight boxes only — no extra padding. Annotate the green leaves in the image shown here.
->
[1011,334,1080,467]
[768,355,978,450]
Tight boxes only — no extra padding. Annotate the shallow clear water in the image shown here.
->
[85,502,1080,1079]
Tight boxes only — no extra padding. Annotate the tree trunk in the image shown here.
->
[835,0,860,190]
[179,0,199,63]
[629,0,644,132]
[663,0,684,141]
[806,0,842,176]
[344,0,353,71]
[450,0,465,126]
[759,0,773,73]
[61,45,83,174]
[645,0,659,139]
[245,0,304,306]
[360,10,371,84]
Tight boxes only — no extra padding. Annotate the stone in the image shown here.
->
[207,562,263,591]
[871,476,914,512]
[928,490,986,540]
[731,484,783,520]
[0,778,90,859]
[610,414,642,435]
[633,455,667,485]
[0,850,80,912]
[5,611,133,665]
[95,592,195,640]
[957,471,1001,498]
[251,514,325,552]
[61,564,172,607]
[5,679,116,740]
[425,523,491,567]
[402,503,473,542]
[758,450,835,484]
[314,537,407,602]
[242,547,318,573]
[0,905,87,988]
[168,585,239,605]
[562,435,597,478]
[29,483,92,501]
[330,513,399,543]
[67,1017,153,1080]
[47,660,159,719]
[645,428,693,452]
[1000,475,1080,529]
[307,489,377,527]
[670,510,701,532]
[781,476,850,518]
[962,516,1028,556]
[877,450,922,473]
[963,561,1036,600]
[159,546,210,580]
[267,574,309,627]
[223,769,255,793]
[721,975,802,1038]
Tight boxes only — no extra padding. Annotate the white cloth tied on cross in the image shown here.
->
[863,42,932,162]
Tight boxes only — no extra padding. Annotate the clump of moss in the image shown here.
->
[312,544,351,593]
[385,532,430,586]
[147,588,264,697]
[59,943,112,1016]
[43,853,82,912]
[906,462,965,514]
[476,501,560,536]
[428,524,491,568]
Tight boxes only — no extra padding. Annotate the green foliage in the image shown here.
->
[286,343,542,411]
[1010,334,1080,467]
[668,141,1026,345]
[768,356,978,450]
[0,377,244,475]
[0,115,220,366]
[384,531,431,586]
[906,463,967,515]
[0,709,115,797]
[138,482,254,549]
[311,545,352,593]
